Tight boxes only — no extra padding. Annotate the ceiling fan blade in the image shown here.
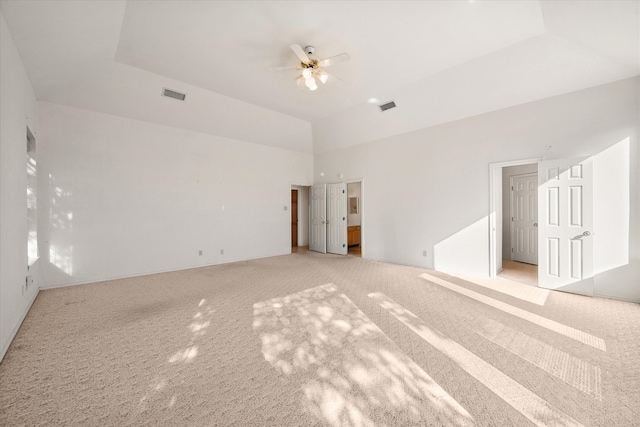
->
[268,65,298,71]
[322,71,344,83]
[295,76,307,90]
[318,53,350,68]
[289,44,309,63]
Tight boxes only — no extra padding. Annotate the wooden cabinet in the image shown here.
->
[348,226,361,247]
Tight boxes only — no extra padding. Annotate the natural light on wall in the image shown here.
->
[433,217,489,276]
[27,128,38,266]
[593,137,630,274]
[47,173,75,277]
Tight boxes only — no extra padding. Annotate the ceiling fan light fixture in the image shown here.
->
[278,44,350,92]
[305,77,317,89]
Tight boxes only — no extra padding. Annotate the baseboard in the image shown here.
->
[0,288,40,363]
[38,252,292,291]
[594,293,640,304]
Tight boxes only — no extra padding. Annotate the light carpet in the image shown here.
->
[1,252,639,426]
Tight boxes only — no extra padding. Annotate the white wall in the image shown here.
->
[38,102,313,288]
[314,77,640,301]
[592,137,639,301]
[502,163,537,260]
[0,12,40,360]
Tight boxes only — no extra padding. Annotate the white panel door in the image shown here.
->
[326,182,347,255]
[511,174,538,265]
[310,184,326,253]
[538,157,594,295]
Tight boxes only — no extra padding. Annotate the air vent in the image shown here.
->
[162,88,186,101]
[379,101,396,112]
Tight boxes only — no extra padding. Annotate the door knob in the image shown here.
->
[533,223,538,227]
[583,231,591,236]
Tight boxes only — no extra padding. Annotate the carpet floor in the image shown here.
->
[1,252,639,426]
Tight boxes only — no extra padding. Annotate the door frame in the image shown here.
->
[291,189,298,247]
[344,178,364,258]
[307,178,365,257]
[290,184,311,253]
[489,158,542,279]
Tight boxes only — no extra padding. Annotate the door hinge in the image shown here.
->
[511,186,513,191]
[511,217,514,222]
[343,190,345,193]
[343,244,346,247]
[343,217,345,220]
[512,248,514,252]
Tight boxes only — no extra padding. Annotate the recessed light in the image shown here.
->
[367,98,379,104]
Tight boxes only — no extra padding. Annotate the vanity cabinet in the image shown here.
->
[347,226,361,247]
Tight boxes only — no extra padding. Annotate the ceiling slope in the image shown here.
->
[1,1,637,153]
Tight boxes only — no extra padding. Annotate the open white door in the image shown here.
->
[310,184,327,253]
[538,157,594,296]
[326,183,348,255]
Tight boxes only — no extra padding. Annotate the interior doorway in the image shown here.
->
[509,172,538,265]
[492,156,597,295]
[500,169,539,286]
[291,185,310,253]
[308,179,364,257]
[291,189,298,246]
[347,181,362,257]
[489,158,542,286]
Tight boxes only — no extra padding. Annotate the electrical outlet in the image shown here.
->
[198,250,203,256]
[423,250,427,257]
[220,249,224,255]
[284,206,288,211]
[26,275,33,290]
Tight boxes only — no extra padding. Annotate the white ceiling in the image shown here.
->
[114,0,548,121]
[1,0,638,149]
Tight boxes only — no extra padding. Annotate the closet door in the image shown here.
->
[326,183,347,255]
[310,184,327,253]
[511,174,538,265]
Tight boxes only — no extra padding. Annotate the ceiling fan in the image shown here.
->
[273,44,350,91]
